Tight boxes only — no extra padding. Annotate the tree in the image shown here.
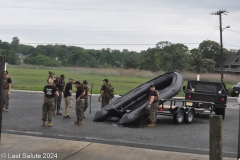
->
[11,36,20,51]
[198,40,228,64]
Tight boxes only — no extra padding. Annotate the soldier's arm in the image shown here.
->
[78,91,85,100]
[55,91,59,97]
[8,83,12,95]
[148,96,155,108]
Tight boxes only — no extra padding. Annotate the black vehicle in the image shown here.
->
[183,80,227,119]
[231,82,240,97]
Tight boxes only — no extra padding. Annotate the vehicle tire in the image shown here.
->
[184,109,195,124]
[231,92,235,97]
[173,109,184,124]
[215,109,225,120]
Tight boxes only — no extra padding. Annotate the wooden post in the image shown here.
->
[209,115,222,160]
[238,104,240,159]
[0,56,5,142]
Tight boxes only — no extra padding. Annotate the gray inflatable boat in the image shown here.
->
[93,72,183,125]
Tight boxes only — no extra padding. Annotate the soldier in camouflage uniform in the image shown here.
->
[55,74,65,115]
[74,81,85,125]
[98,79,112,108]
[82,80,91,118]
[147,84,160,127]
[42,79,59,127]
[2,70,12,112]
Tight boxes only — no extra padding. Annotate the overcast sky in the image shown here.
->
[0,0,240,51]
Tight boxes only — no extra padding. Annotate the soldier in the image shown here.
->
[55,74,65,115]
[42,79,59,127]
[63,77,74,118]
[74,81,85,125]
[147,84,160,127]
[2,70,12,112]
[82,80,91,118]
[98,79,114,108]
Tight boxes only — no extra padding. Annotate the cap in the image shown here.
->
[103,79,109,83]
[83,80,88,84]
[74,81,81,85]
[69,77,74,80]
[60,74,65,78]
[149,84,155,88]
[4,70,8,74]
[49,71,54,75]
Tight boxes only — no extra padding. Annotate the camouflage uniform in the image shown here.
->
[76,99,85,121]
[2,77,11,110]
[83,86,89,111]
[42,97,55,122]
[149,90,160,123]
[101,97,110,108]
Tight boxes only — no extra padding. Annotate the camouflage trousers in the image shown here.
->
[84,96,88,112]
[149,103,159,123]
[101,97,110,108]
[42,97,55,122]
[2,89,9,110]
[76,99,85,121]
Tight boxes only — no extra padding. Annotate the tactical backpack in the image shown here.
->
[105,83,114,99]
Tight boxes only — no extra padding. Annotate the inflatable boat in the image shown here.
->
[93,72,183,125]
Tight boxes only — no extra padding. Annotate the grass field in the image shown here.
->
[6,64,239,96]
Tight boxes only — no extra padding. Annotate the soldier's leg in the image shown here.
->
[47,99,54,126]
[149,105,155,123]
[42,99,48,124]
[57,91,62,112]
[84,97,88,112]
[154,103,159,122]
[3,89,9,111]
[65,96,72,116]
[75,100,81,123]
[101,97,107,108]
[79,99,85,124]
[53,95,58,115]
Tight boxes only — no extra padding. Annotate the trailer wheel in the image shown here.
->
[173,109,184,124]
[184,109,194,124]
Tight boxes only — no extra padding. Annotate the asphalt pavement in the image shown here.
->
[1,90,239,158]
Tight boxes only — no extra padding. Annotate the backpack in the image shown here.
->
[105,83,114,99]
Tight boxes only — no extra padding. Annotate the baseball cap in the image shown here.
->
[4,70,8,74]
[83,80,88,84]
[74,81,81,85]
[103,79,109,83]
[60,74,65,78]
[149,84,155,88]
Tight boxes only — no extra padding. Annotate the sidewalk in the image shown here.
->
[0,133,235,160]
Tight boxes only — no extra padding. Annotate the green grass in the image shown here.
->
[7,65,150,95]
[7,65,235,96]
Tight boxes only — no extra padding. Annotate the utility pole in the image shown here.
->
[211,10,228,83]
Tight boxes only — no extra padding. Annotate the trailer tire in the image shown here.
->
[173,109,184,124]
[184,109,194,124]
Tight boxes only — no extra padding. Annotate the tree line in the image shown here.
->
[0,36,230,73]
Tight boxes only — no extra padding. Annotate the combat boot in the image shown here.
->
[48,122,53,127]
[42,121,45,126]
[78,120,83,125]
[147,123,155,127]
[5,108,8,112]
[74,120,79,124]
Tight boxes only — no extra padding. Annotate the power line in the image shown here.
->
[226,29,240,34]
[0,6,208,14]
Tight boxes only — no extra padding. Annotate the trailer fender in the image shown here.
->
[184,107,195,114]
[172,106,184,114]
